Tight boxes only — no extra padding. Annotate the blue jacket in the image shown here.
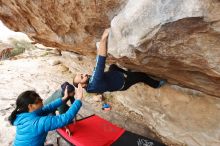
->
[13,98,82,146]
[86,55,124,93]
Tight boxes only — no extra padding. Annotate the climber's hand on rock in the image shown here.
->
[101,28,110,41]
[98,28,110,57]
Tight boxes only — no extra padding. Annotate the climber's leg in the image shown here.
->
[121,71,165,90]
[108,64,127,74]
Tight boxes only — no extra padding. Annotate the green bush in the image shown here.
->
[9,38,36,57]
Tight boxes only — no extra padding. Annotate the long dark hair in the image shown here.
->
[8,90,41,125]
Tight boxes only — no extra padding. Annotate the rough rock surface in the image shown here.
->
[108,0,220,97]
[0,0,126,55]
[0,43,13,59]
[0,0,220,97]
[0,0,220,146]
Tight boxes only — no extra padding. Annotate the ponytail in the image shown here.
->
[8,107,19,125]
[8,90,41,125]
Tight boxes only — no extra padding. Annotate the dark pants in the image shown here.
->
[108,64,160,90]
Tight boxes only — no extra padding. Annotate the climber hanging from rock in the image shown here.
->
[73,29,166,94]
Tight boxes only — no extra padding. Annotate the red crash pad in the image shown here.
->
[57,115,125,146]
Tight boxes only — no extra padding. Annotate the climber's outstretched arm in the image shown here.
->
[97,29,109,57]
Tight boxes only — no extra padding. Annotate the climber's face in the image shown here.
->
[73,73,89,88]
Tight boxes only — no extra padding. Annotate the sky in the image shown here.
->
[0,21,30,42]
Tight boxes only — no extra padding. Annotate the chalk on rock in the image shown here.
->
[93,94,103,102]
[96,42,100,49]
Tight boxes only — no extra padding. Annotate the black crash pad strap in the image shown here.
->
[111,131,166,146]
